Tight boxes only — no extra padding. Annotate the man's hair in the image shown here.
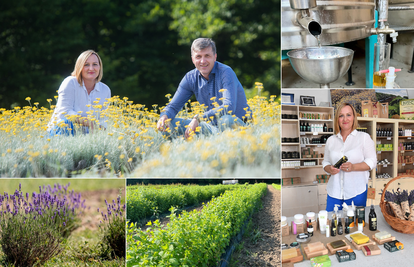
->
[191,38,216,56]
[71,50,103,86]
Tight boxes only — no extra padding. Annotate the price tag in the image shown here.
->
[294,166,300,170]
[387,137,391,140]
[402,163,406,166]
[408,137,412,140]
[377,151,381,154]
[401,150,405,154]
[313,132,318,135]
[383,164,388,168]
[300,132,305,135]
[317,145,322,148]
[301,144,306,148]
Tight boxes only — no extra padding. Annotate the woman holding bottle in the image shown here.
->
[322,103,377,211]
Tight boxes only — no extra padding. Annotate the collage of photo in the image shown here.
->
[1,0,414,266]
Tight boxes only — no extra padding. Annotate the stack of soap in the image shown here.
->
[282,247,298,261]
[374,231,391,240]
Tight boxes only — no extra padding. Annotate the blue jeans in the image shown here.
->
[163,115,246,139]
[48,119,89,136]
[326,186,368,212]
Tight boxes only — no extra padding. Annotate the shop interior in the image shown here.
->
[281,88,414,266]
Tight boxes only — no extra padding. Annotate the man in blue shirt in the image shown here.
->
[157,38,252,139]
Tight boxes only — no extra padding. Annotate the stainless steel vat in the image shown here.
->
[282,0,376,50]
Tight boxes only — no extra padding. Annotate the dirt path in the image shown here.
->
[231,185,281,266]
[74,188,125,233]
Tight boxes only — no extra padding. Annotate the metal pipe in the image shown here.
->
[376,0,389,45]
[320,84,330,89]
[298,15,322,36]
[389,5,414,10]
[289,0,316,9]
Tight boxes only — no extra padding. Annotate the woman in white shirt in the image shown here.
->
[48,50,111,135]
[322,103,376,211]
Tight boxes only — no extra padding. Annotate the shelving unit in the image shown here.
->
[281,105,334,216]
[282,113,414,216]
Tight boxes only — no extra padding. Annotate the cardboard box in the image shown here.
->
[282,177,301,186]
[282,224,290,237]
[292,222,306,234]
[400,99,414,119]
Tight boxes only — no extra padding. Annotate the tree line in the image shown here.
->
[0,0,280,109]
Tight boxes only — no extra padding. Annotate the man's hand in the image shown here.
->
[157,115,169,131]
[185,119,199,139]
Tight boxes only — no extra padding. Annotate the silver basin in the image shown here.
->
[287,46,354,86]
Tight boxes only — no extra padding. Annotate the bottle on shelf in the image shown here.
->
[323,123,327,132]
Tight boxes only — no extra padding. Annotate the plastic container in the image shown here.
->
[294,214,304,224]
[306,212,316,222]
[318,210,328,234]
[281,216,287,226]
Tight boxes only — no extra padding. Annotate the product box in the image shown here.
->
[400,99,414,120]
[282,177,301,186]
[310,255,331,267]
[282,224,290,237]
[379,102,389,118]
[361,100,380,118]
[292,222,306,234]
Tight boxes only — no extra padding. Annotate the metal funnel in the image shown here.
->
[287,47,354,88]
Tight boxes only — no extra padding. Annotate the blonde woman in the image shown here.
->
[322,103,376,211]
[48,50,111,135]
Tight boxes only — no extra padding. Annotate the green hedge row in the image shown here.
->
[127,184,238,223]
[126,183,267,267]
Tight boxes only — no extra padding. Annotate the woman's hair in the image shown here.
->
[71,50,103,85]
[334,102,358,134]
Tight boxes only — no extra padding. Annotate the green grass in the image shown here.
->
[0,179,125,194]
[272,183,281,190]
[44,228,125,267]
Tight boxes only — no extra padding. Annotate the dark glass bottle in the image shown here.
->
[307,219,314,237]
[331,219,336,237]
[323,123,327,132]
[306,122,310,132]
[344,217,350,234]
[337,218,343,235]
[369,205,377,231]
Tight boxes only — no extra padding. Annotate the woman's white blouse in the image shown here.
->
[48,76,111,130]
[322,129,377,200]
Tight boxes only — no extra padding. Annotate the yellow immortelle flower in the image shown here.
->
[135,147,140,153]
[120,154,125,159]
[118,136,124,140]
[128,158,133,163]
[210,160,219,168]
[25,97,31,101]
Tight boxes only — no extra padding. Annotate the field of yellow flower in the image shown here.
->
[0,88,280,177]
